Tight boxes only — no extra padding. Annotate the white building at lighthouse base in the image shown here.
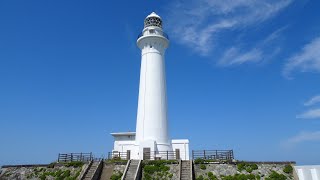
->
[111,132,189,160]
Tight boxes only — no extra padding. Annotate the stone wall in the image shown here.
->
[113,164,126,175]
[0,163,83,180]
[141,160,180,180]
[194,162,296,180]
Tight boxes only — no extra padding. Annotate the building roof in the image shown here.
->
[146,12,161,19]
[110,132,136,137]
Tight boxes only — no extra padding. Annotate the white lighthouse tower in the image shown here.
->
[134,12,171,159]
[111,12,189,160]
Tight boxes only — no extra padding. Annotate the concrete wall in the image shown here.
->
[172,139,190,160]
[294,165,320,180]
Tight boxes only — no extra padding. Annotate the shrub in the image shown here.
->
[200,164,207,170]
[256,174,261,180]
[246,167,253,173]
[207,172,218,180]
[283,164,293,174]
[237,162,258,173]
[251,164,258,170]
[194,158,205,164]
[144,165,158,174]
[265,171,287,180]
[65,161,84,167]
[142,160,175,179]
[110,171,123,180]
[196,175,204,180]
[144,173,152,180]
[222,174,256,180]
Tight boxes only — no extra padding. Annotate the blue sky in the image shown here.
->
[0,0,320,165]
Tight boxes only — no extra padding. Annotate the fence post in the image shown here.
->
[166,151,169,160]
[216,150,218,160]
[192,150,194,160]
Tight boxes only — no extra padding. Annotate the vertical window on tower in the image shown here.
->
[150,45,153,48]
[149,29,155,34]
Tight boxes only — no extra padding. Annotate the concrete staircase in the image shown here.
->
[122,160,140,180]
[82,161,101,180]
[180,160,192,180]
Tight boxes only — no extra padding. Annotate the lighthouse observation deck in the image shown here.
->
[137,31,169,40]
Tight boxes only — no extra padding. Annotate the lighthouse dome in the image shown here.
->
[144,12,162,28]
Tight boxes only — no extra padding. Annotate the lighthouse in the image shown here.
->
[111,12,189,160]
[134,12,171,159]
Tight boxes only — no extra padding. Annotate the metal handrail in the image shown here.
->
[134,160,142,180]
[192,150,234,160]
[121,160,131,180]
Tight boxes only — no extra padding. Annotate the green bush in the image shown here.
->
[143,160,177,166]
[265,171,287,180]
[110,171,123,180]
[194,158,205,164]
[207,172,218,180]
[237,162,258,173]
[143,161,171,179]
[256,174,261,180]
[144,173,152,180]
[144,165,158,174]
[200,164,207,170]
[251,164,258,170]
[283,164,293,174]
[222,174,256,180]
[196,175,204,180]
[65,161,84,167]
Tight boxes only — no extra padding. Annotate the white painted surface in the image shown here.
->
[172,139,190,160]
[294,165,320,180]
[111,12,190,160]
[135,12,171,156]
[111,132,135,153]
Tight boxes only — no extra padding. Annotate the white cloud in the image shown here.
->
[166,0,292,57]
[283,36,320,78]
[218,47,262,66]
[304,95,320,106]
[287,131,320,145]
[296,108,320,119]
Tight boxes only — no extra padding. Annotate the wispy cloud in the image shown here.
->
[283,36,320,78]
[217,27,285,66]
[286,131,320,145]
[296,108,320,119]
[166,0,292,62]
[304,95,320,106]
[218,47,262,66]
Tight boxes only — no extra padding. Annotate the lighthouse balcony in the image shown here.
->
[137,31,169,40]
